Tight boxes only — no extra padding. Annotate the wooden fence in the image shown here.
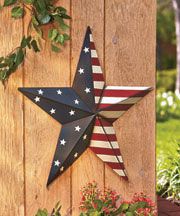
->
[0,0,156,215]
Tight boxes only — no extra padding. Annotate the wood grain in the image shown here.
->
[0,2,24,215]
[104,0,156,200]
[23,1,71,215]
[71,1,105,215]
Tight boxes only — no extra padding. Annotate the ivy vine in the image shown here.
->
[0,0,71,85]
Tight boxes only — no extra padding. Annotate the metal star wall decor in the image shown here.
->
[19,27,152,186]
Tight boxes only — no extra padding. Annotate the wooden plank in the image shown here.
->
[0,3,24,216]
[23,1,71,215]
[104,0,156,200]
[71,1,105,215]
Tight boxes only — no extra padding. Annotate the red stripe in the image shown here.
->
[106,162,124,170]
[90,42,95,50]
[98,104,133,110]
[91,133,117,141]
[92,73,104,81]
[94,89,103,96]
[101,89,149,97]
[91,58,100,66]
[94,118,112,126]
[90,147,120,156]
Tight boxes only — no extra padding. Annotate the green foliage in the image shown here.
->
[157,69,177,92]
[36,201,61,216]
[0,0,70,84]
[156,91,180,121]
[0,36,39,84]
[11,6,24,18]
[79,182,156,216]
[157,0,176,70]
[157,0,175,44]
[157,142,180,200]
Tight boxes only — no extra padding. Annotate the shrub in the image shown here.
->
[79,182,157,216]
[156,91,180,121]
[157,69,176,92]
[157,142,180,201]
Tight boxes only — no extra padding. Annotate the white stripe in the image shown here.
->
[96,154,123,163]
[105,86,150,90]
[93,126,115,134]
[90,140,119,149]
[99,111,125,118]
[94,81,104,89]
[100,97,141,104]
[92,65,103,74]
[113,169,126,176]
[91,50,98,58]
[95,96,100,104]
[90,34,93,42]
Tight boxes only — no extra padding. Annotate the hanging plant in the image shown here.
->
[0,0,71,85]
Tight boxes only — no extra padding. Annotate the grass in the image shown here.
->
[157,118,180,163]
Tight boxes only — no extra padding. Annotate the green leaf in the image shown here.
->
[32,15,39,26]
[21,36,32,48]
[23,0,34,3]
[55,6,67,14]
[63,33,70,41]
[60,13,71,19]
[51,44,60,53]
[11,6,24,19]
[125,212,134,216]
[0,69,8,80]
[35,209,48,216]
[53,15,69,30]
[38,14,51,24]
[31,39,40,52]
[56,34,64,45]
[15,48,24,65]
[48,29,58,41]
[3,0,16,6]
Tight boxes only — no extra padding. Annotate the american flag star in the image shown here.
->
[18,27,152,186]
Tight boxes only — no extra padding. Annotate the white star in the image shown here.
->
[34,96,40,103]
[83,134,87,140]
[85,88,90,93]
[60,166,64,172]
[75,126,81,132]
[60,139,66,146]
[57,89,62,95]
[50,108,56,114]
[54,160,60,167]
[74,99,79,105]
[69,110,75,116]
[38,89,43,95]
[83,47,89,53]
[74,152,78,158]
[78,68,84,74]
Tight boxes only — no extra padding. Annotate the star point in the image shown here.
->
[84,87,90,93]
[83,134,87,140]
[57,89,62,95]
[74,152,78,158]
[34,96,40,103]
[75,126,81,132]
[60,166,64,172]
[69,110,75,116]
[54,160,60,167]
[60,139,66,146]
[38,89,43,95]
[83,47,89,53]
[78,68,84,74]
[74,99,79,105]
[50,108,56,114]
